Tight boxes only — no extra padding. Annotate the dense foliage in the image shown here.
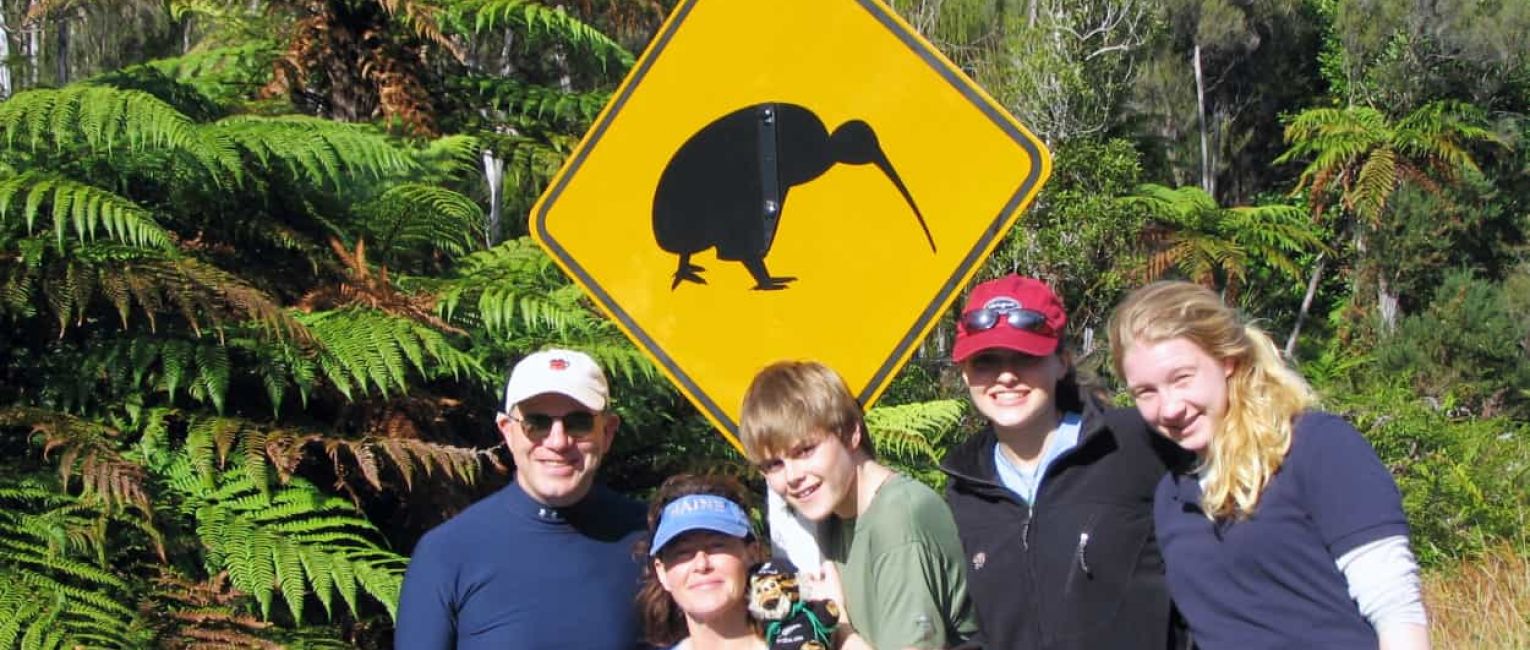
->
[1,0,1526,645]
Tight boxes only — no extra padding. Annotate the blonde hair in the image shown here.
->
[738,360,871,464]
[1107,282,1315,520]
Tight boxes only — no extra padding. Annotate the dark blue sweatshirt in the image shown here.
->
[395,480,647,649]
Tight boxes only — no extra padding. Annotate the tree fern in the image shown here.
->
[1120,184,1326,295]
[449,75,610,129]
[0,484,144,647]
[1,238,306,342]
[209,115,417,189]
[0,409,149,516]
[0,171,174,250]
[163,456,406,621]
[357,183,483,261]
[0,85,241,183]
[864,399,966,488]
[445,0,635,70]
[298,308,489,399]
[430,237,594,334]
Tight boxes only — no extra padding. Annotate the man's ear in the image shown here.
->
[598,412,621,452]
[495,412,516,447]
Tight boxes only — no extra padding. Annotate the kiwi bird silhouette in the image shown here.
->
[652,102,935,290]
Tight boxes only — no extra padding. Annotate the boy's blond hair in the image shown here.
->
[738,360,873,463]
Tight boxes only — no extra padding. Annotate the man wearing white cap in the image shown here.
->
[397,349,649,649]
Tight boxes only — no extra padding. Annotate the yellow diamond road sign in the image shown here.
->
[530,0,1051,446]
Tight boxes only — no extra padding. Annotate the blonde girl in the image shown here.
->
[1109,281,1428,650]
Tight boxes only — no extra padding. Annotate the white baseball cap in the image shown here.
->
[502,349,609,412]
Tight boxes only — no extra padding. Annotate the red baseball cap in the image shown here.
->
[952,275,1067,363]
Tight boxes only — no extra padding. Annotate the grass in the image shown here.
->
[1425,544,1530,649]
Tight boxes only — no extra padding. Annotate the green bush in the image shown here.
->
[1323,382,1530,566]
[1375,269,1530,419]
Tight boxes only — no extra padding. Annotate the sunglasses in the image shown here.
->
[506,411,599,439]
[961,306,1053,334]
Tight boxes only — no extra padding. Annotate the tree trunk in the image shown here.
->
[25,1,39,87]
[482,149,504,247]
[1284,251,1327,359]
[53,15,67,85]
[1377,275,1398,333]
[0,18,11,98]
[1193,44,1214,199]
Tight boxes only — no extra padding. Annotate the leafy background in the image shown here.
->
[0,0,1527,646]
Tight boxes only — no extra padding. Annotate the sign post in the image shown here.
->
[530,0,1051,447]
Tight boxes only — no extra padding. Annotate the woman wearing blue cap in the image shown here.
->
[636,474,768,650]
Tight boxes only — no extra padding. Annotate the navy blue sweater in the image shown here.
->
[395,480,648,649]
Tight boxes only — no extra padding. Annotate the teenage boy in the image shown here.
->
[739,360,978,650]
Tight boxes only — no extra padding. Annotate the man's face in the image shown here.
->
[497,392,618,507]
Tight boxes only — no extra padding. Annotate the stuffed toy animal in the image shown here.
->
[747,558,840,650]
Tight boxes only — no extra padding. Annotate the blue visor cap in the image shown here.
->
[650,494,753,556]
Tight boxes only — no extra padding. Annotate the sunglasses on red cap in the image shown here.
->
[961,305,1055,335]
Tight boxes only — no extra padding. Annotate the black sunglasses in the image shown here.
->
[507,411,599,439]
[961,306,1052,334]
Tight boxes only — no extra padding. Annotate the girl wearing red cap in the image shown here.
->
[939,275,1190,649]
[1109,281,1427,649]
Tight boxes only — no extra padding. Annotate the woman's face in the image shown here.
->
[1120,336,1232,456]
[961,348,1066,436]
[654,530,753,623]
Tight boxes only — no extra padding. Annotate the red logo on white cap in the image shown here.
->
[549,358,569,370]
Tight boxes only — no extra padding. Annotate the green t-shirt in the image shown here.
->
[820,474,979,650]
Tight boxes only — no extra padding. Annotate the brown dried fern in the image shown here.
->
[299,237,465,335]
[147,570,281,650]
[2,407,152,517]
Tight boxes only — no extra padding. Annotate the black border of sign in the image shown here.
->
[532,0,1047,436]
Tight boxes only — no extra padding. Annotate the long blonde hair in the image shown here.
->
[1107,282,1315,519]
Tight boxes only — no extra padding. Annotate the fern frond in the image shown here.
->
[864,399,966,466]
[447,0,634,70]
[449,75,609,128]
[148,41,280,86]
[299,308,489,399]
[0,84,241,182]
[429,238,589,332]
[377,0,467,61]
[3,238,309,342]
[0,408,150,515]
[0,485,141,646]
[411,134,482,181]
[358,183,483,259]
[1353,147,1398,226]
[331,437,487,491]
[210,115,417,189]
[147,569,282,649]
[0,171,174,249]
[167,457,406,622]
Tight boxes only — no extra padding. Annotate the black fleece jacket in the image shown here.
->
[939,378,1192,650]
